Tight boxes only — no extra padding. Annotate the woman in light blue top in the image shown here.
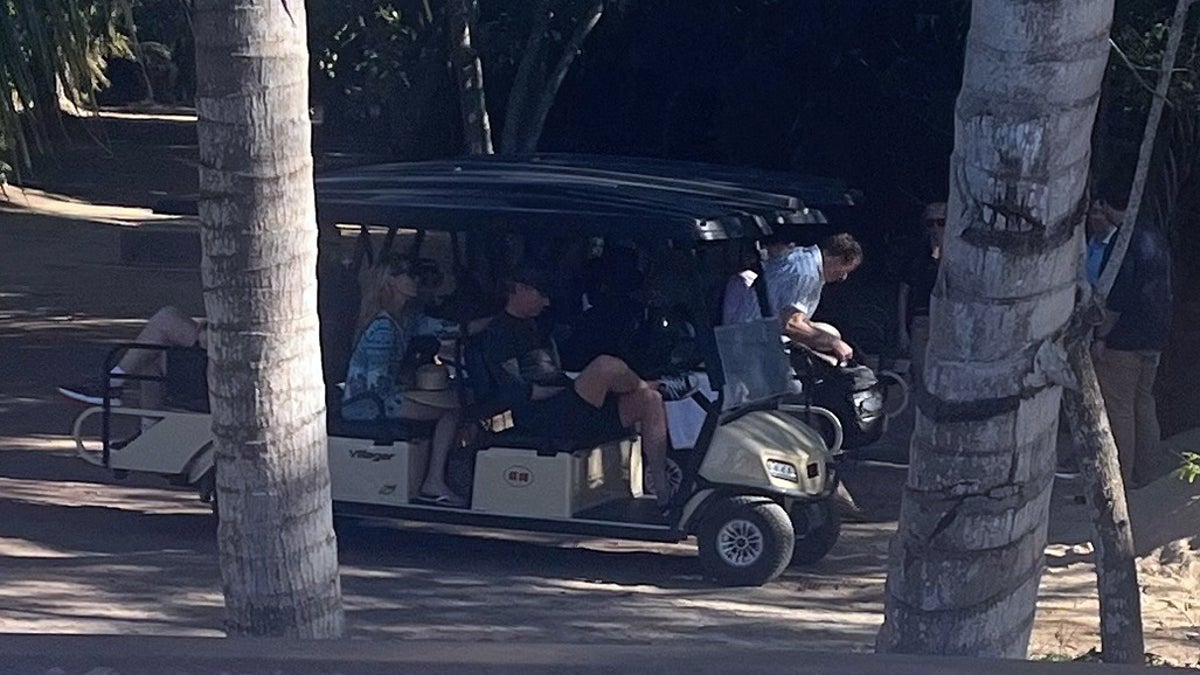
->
[343,254,464,506]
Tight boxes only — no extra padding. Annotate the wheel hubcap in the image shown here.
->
[716,518,764,567]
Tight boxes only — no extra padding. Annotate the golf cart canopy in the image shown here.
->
[315,154,852,242]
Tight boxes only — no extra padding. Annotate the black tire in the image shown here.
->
[645,454,684,499]
[197,468,219,522]
[790,499,841,566]
[698,495,794,586]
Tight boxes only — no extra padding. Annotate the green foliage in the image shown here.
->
[308,0,440,126]
[1177,451,1200,484]
[1107,0,1200,114]
[0,0,134,171]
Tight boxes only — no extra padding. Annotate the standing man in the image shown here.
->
[897,202,946,387]
[1089,198,1173,487]
[723,232,864,362]
[722,232,866,518]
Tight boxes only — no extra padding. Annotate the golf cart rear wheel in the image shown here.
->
[790,498,841,566]
[698,496,793,586]
[645,455,684,499]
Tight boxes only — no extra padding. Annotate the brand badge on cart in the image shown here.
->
[504,465,533,487]
[351,449,395,462]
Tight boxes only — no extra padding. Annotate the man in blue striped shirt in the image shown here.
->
[723,233,863,362]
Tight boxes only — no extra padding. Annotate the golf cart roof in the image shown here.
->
[315,155,853,243]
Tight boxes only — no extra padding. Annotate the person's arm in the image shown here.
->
[781,307,853,361]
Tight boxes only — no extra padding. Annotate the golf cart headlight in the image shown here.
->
[766,459,799,483]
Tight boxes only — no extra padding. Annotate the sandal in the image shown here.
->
[416,492,468,508]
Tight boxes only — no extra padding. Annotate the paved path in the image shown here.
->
[0,634,1180,674]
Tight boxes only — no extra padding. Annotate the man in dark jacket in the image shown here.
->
[1089,199,1173,486]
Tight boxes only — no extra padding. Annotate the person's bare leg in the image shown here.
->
[402,401,462,498]
[573,355,649,407]
[112,306,203,408]
[618,387,670,506]
[569,356,671,504]
[421,410,462,497]
[117,306,203,375]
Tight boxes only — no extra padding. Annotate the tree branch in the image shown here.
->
[1108,38,1176,108]
[523,0,605,152]
[1098,0,1194,297]
[500,0,553,153]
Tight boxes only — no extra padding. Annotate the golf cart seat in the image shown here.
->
[326,416,437,443]
[325,387,437,443]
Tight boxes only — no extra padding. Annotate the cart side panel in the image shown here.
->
[327,436,423,506]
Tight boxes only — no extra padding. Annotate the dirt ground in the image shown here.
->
[0,112,1197,666]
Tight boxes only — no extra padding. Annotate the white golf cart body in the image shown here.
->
[72,155,856,585]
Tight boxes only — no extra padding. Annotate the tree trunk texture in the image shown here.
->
[448,0,494,155]
[194,0,345,639]
[500,0,553,154]
[1061,339,1144,662]
[877,0,1113,657]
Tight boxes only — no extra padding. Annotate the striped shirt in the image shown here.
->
[723,245,825,323]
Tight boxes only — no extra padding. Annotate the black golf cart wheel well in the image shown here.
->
[681,483,800,535]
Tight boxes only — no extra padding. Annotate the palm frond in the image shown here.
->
[0,0,133,174]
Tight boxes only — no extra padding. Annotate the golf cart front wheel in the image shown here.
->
[698,496,794,586]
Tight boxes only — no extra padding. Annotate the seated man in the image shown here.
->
[477,267,682,509]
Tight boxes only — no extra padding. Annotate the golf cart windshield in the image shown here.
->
[713,318,792,410]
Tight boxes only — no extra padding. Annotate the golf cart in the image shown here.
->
[71,155,855,586]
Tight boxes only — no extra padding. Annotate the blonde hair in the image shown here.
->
[354,255,415,339]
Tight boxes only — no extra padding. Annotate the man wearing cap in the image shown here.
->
[723,232,863,362]
[476,267,682,509]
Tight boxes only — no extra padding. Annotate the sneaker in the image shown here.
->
[657,373,699,402]
[57,378,123,407]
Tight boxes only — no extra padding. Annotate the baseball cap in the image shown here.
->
[506,266,557,297]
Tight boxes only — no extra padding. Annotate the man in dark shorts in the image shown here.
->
[477,268,677,508]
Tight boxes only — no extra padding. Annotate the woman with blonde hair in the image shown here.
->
[343,253,465,506]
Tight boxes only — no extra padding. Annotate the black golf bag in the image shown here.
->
[790,350,887,451]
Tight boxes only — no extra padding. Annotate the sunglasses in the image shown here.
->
[383,256,443,287]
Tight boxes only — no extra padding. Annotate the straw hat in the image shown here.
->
[403,364,460,410]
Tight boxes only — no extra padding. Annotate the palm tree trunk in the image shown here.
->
[194,0,344,638]
[876,0,1114,657]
